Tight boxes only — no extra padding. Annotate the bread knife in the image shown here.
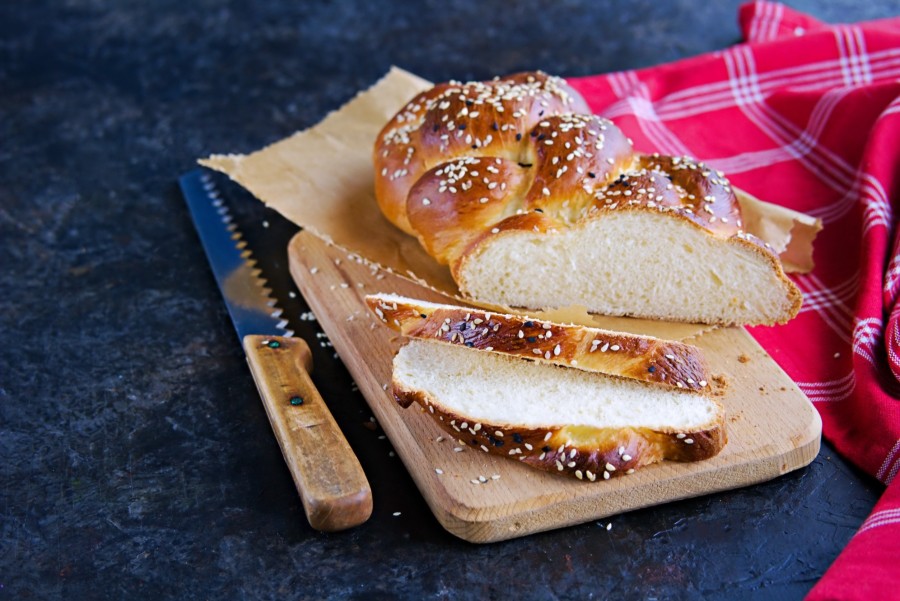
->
[179,169,372,532]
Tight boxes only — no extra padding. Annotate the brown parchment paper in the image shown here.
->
[200,67,820,339]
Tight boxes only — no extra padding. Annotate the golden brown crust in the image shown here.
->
[374,72,588,235]
[393,383,726,481]
[405,157,529,265]
[366,294,711,390]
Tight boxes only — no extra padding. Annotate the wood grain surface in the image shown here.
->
[288,230,821,543]
[243,335,372,531]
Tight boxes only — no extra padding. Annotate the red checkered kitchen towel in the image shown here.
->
[568,2,900,598]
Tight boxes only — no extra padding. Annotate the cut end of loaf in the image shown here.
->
[456,209,801,326]
[393,340,726,479]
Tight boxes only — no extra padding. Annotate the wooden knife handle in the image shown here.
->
[243,334,372,532]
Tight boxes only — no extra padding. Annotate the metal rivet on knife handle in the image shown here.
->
[243,335,372,532]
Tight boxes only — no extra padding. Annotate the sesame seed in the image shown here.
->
[603,470,610,480]
[676,433,686,439]
[684,438,695,445]
[605,463,616,472]
[435,468,443,474]
[622,454,632,461]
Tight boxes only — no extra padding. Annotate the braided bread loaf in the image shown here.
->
[373,72,801,326]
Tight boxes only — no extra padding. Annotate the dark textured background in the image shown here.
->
[1,1,895,599]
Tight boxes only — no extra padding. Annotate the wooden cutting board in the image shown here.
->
[288,230,821,543]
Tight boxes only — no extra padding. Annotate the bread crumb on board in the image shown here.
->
[738,354,751,363]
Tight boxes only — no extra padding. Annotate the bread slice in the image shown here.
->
[393,340,726,480]
[366,293,711,392]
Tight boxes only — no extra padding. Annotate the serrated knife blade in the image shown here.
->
[180,168,372,532]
